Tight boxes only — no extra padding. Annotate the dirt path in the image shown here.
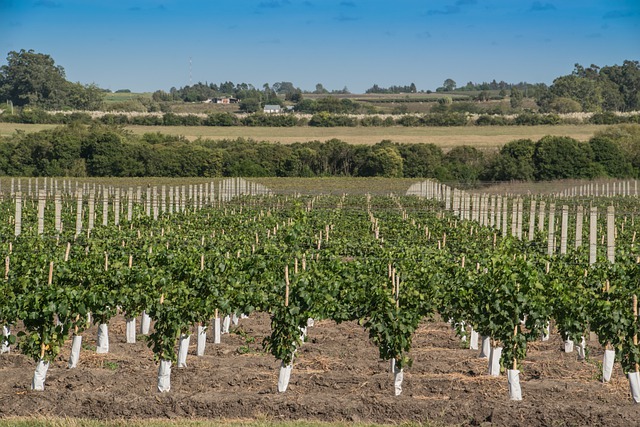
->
[0,314,638,426]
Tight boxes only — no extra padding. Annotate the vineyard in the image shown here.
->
[2,177,640,426]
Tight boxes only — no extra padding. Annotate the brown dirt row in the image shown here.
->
[1,313,638,426]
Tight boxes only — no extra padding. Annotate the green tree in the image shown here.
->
[589,136,635,178]
[0,49,68,108]
[443,79,456,91]
[476,91,490,101]
[543,74,603,112]
[65,82,104,110]
[80,125,129,176]
[547,97,582,113]
[397,143,444,178]
[286,89,303,103]
[599,60,640,111]
[0,49,105,110]
[313,83,329,94]
[239,98,261,113]
[593,124,640,171]
[533,136,602,180]
[272,82,296,96]
[360,142,403,177]
[486,139,536,181]
[510,87,523,109]
[444,146,485,185]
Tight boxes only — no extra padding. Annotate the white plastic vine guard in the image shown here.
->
[68,335,82,369]
[178,334,190,368]
[277,362,293,392]
[1,325,10,354]
[469,329,479,350]
[126,318,136,344]
[489,346,502,376]
[576,336,586,361]
[222,315,230,334]
[31,359,49,391]
[541,321,550,341]
[196,325,206,356]
[603,349,615,382]
[140,311,151,335]
[96,323,109,353]
[508,369,522,401]
[213,317,221,344]
[628,371,640,403]
[564,339,574,353]
[393,365,404,396]
[158,359,171,392]
[479,336,490,359]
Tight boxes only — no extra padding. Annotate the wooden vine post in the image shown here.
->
[634,294,639,374]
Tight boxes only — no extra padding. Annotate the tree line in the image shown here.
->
[3,108,639,128]
[1,49,639,115]
[1,123,638,183]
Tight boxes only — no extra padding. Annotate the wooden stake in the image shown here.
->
[284,265,289,307]
[48,261,53,285]
[634,294,638,372]
[513,324,518,370]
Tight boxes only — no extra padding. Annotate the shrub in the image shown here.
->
[308,112,357,127]
[422,112,468,126]
[360,116,384,127]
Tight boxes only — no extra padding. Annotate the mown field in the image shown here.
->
[0,123,607,150]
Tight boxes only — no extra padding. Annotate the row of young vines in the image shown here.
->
[1,179,640,402]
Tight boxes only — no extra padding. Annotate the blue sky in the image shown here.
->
[0,0,638,93]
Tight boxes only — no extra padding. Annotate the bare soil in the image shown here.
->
[1,314,638,426]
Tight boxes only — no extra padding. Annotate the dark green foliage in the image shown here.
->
[589,136,635,178]
[443,146,486,185]
[539,61,640,112]
[514,113,561,126]
[396,143,445,178]
[486,139,536,181]
[1,123,640,181]
[0,50,103,110]
[533,135,602,180]
[422,112,468,127]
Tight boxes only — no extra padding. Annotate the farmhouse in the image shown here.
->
[263,104,282,114]
[213,98,239,104]
[204,97,239,104]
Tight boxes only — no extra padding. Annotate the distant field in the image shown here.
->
[102,92,153,103]
[120,124,607,150]
[0,123,607,151]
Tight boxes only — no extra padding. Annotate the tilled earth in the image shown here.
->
[1,313,639,426]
